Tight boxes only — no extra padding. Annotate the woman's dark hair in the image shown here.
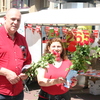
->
[44,38,67,60]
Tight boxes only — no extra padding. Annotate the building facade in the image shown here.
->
[0,0,50,17]
[0,0,100,31]
[1,0,100,17]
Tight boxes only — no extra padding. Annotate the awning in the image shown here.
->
[24,8,100,26]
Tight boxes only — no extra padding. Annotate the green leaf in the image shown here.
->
[25,53,55,79]
[69,43,100,72]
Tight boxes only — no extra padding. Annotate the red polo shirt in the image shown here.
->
[0,26,31,96]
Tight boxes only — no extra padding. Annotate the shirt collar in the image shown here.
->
[2,26,18,40]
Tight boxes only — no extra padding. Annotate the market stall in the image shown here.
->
[24,7,100,62]
[24,7,100,95]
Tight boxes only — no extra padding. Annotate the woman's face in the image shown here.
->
[48,42,63,55]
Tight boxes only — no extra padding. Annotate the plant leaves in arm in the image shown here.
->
[24,53,55,80]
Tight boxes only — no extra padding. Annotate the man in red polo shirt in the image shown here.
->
[0,8,32,100]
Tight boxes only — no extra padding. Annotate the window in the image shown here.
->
[41,0,50,9]
[10,0,30,9]
[0,0,7,12]
[44,0,49,8]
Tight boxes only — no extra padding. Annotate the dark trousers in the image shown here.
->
[0,91,24,100]
[38,89,71,100]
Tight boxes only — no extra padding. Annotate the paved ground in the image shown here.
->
[24,81,100,100]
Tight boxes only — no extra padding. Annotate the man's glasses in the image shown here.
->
[20,45,26,59]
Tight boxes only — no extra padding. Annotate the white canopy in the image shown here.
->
[25,7,100,26]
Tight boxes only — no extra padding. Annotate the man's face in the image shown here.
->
[4,10,21,34]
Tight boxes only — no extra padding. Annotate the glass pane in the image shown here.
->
[10,0,17,8]
[23,0,28,7]
[10,0,30,9]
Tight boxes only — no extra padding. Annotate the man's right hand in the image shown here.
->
[0,67,20,84]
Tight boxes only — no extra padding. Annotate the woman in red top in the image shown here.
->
[37,38,77,100]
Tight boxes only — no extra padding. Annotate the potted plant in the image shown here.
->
[64,37,100,88]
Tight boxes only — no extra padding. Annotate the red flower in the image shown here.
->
[52,50,57,55]
[67,44,76,52]
[84,40,89,45]
[52,50,60,57]
[52,50,60,61]
[70,41,77,46]
[79,42,84,46]
[89,38,94,43]
[55,57,60,61]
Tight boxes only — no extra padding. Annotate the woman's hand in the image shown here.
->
[54,77,66,84]
[70,77,77,87]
